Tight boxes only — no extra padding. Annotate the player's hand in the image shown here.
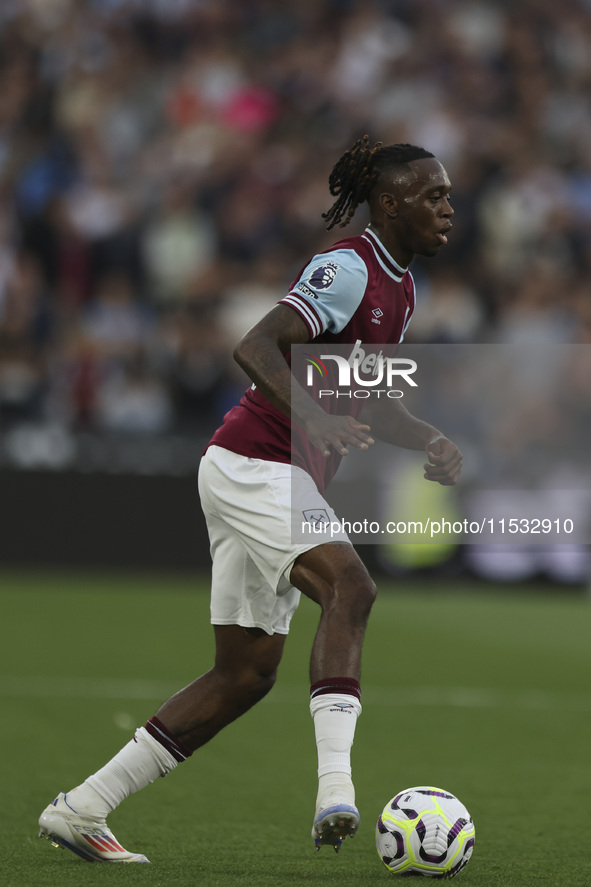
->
[423,435,462,485]
[305,414,375,458]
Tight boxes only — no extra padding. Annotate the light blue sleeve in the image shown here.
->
[284,248,368,335]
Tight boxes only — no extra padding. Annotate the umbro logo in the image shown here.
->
[371,307,383,324]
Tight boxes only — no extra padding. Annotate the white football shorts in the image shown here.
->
[198,445,350,635]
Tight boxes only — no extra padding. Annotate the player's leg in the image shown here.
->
[154,624,286,749]
[290,541,376,682]
[289,541,377,851]
[38,625,286,862]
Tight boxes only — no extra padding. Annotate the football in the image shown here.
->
[375,786,475,878]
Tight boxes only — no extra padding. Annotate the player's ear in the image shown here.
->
[380,192,398,219]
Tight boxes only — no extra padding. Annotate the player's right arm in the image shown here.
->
[233,304,374,457]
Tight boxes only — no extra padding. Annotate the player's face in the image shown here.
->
[390,158,454,263]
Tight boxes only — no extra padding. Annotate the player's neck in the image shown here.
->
[367,223,411,271]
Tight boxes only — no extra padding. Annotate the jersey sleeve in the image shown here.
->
[279,248,368,339]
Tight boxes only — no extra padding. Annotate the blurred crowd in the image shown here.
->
[0,0,590,441]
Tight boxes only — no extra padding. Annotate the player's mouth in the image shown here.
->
[436,225,452,245]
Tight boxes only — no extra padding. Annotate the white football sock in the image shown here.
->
[310,693,361,812]
[66,726,178,820]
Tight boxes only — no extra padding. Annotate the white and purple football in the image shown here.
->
[376,786,475,878]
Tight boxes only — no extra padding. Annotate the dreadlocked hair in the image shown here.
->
[322,136,435,230]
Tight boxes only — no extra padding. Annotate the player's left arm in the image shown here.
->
[361,399,462,486]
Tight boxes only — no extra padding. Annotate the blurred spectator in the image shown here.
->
[406,267,485,343]
[0,250,51,425]
[80,272,153,361]
[94,349,174,434]
[142,178,217,307]
[158,297,235,431]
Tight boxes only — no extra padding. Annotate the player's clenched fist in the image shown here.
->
[423,435,462,486]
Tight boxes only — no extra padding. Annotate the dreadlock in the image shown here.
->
[322,135,435,230]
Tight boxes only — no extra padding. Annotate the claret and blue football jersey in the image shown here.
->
[208,227,416,492]
[282,227,415,344]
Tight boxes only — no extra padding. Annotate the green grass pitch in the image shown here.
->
[0,570,590,886]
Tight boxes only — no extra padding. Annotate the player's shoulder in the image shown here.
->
[284,235,371,338]
[289,236,369,300]
[299,230,378,288]
[315,232,369,267]
[323,228,410,283]
[318,231,371,264]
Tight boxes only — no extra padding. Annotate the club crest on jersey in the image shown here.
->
[308,261,339,290]
[302,508,330,530]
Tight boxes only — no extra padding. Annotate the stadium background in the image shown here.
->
[0,0,590,584]
[2,5,591,885]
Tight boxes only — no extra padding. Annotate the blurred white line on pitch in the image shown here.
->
[1,677,589,711]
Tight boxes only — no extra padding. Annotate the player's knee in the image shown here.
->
[258,666,278,697]
[292,547,376,623]
[233,661,278,700]
[243,666,277,707]
[329,568,377,623]
[346,573,377,620]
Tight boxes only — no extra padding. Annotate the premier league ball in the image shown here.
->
[375,786,475,878]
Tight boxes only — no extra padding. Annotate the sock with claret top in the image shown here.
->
[64,717,192,820]
[310,678,361,812]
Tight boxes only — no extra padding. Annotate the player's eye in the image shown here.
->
[430,192,452,205]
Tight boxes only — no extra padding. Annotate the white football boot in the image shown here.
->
[311,803,360,852]
[38,792,150,863]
